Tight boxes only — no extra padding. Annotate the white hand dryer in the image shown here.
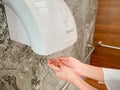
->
[3,0,77,55]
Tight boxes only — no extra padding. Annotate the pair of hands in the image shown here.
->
[48,57,82,83]
[48,57,102,90]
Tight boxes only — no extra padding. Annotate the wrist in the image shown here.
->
[71,77,97,90]
[71,76,82,88]
[75,62,87,77]
[68,74,80,83]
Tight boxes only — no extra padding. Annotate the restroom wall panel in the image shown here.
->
[87,0,120,88]
[91,0,120,69]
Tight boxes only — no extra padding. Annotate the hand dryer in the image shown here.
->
[3,0,77,55]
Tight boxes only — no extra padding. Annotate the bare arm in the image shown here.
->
[57,57,104,82]
[72,77,98,90]
[78,63,104,82]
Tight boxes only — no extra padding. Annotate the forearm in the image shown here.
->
[72,77,98,90]
[78,63,104,82]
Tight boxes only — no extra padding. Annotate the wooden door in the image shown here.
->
[86,1,120,89]
[91,0,120,69]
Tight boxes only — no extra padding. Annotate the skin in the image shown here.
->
[47,57,103,90]
[57,56,104,82]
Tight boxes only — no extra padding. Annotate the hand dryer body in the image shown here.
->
[3,0,77,55]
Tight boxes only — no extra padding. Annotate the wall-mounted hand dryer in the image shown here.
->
[3,0,77,55]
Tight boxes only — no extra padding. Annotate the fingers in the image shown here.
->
[57,56,69,62]
[48,63,60,71]
[57,56,69,63]
[48,57,72,71]
[57,57,71,67]
[57,60,64,67]
[48,59,61,71]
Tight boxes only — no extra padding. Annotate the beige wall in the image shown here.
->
[0,0,98,90]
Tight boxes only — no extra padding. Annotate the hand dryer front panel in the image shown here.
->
[4,0,77,55]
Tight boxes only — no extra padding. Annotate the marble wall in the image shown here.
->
[0,0,98,90]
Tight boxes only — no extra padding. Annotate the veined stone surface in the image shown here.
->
[0,0,98,90]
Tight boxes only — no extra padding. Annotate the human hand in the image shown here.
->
[57,56,104,82]
[48,58,98,90]
[48,59,80,83]
[56,56,84,76]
